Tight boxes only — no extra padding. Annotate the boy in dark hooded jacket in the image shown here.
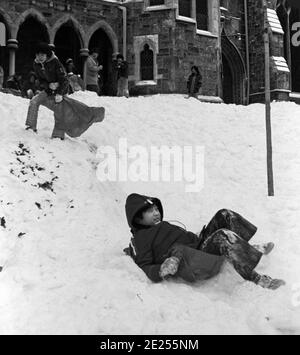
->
[125,193,286,290]
[25,43,105,140]
[25,42,69,139]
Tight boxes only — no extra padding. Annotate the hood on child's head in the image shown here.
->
[125,193,164,232]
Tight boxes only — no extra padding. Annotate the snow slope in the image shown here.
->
[0,91,300,335]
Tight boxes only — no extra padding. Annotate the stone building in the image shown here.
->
[0,0,296,103]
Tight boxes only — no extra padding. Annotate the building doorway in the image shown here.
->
[221,32,246,104]
[222,54,234,104]
[89,28,114,96]
[16,16,49,76]
[54,21,83,76]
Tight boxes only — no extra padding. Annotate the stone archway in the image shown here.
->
[51,15,85,47]
[0,7,13,38]
[16,14,50,76]
[85,20,118,54]
[221,32,247,104]
[88,26,116,95]
[14,9,50,39]
[53,20,84,76]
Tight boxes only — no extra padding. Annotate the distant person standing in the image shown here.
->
[187,66,202,99]
[115,54,129,98]
[0,65,4,89]
[86,48,103,95]
[65,58,77,75]
[65,58,84,94]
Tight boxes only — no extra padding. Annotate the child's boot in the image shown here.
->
[254,274,286,290]
[252,242,275,255]
[25,126,37,133]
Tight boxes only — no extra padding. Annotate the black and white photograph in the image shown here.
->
[0,0,300,337]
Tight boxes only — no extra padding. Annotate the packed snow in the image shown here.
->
[0,91,300,335]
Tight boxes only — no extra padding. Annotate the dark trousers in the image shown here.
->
[25,91,65,139]
[198,209,263,282]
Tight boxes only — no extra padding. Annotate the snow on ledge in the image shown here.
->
[271,56,290,73]
[198,95,223,103]
[267,9,284,34]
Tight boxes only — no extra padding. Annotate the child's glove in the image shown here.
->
[55,94,63,103]
[159,256,180,278]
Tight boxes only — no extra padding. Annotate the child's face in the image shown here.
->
[36,53,47,63]
[139,205,162,226]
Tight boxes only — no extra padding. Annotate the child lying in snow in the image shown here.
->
[124,194,286,290]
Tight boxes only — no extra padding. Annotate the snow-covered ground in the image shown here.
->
[0,91,300,335]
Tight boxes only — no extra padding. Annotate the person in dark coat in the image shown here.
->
[25,42,69,138]
[22,71,40,99]
[187,66,202,98]
[85,48,103,95]
[65,58,84,94]
[124,193,286,290]
[5,73,23,96]
[25,43,105,139]
[65,58,77,75]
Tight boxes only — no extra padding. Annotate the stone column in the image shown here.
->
[80,48,89,89]
[7,39,18,76]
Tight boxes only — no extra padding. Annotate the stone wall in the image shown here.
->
[247,0,290,102]
[0,0,290,101]
[247,1,265,100]
[126,1,219,96]
[0,0,122,45]
[222,0,246,64]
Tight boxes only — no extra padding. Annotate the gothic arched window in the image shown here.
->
[140,44,154,81]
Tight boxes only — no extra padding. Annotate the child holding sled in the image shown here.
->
[25,43,105,140]
[124,194,286,290]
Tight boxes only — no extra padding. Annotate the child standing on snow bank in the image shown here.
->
[25,43,105,140]
[25,42,68,138]
[124,194,286,290]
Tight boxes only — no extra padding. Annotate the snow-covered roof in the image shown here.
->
[272,56,290,72]
[267,8,284,34]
